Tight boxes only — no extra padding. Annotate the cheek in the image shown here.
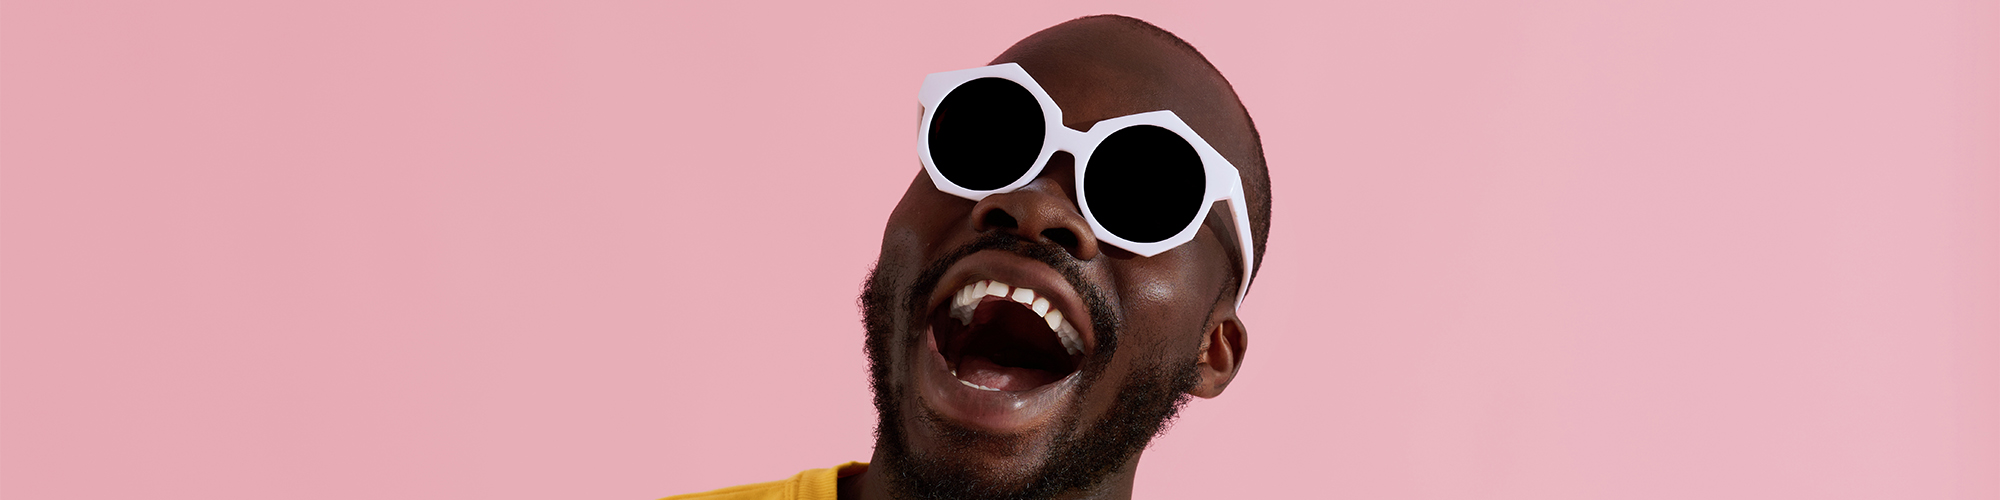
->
[1110,238,1227,318]
[1099,224,1235,361]
[882,172,969,260]
[1100,261,1204,372]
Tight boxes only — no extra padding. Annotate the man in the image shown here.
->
[671,14,1271,500]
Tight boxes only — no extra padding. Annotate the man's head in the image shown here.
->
[860,15,1270,500]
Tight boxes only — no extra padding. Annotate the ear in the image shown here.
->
[1189,305,1248,399]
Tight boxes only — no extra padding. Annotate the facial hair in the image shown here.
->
[860,233,1201,500]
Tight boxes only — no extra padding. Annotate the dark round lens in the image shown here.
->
[1082,125,1206,244]
[927,78,1044,191]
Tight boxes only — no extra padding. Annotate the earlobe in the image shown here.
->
[1189,310,1248,399]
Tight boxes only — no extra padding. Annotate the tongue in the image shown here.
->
[957,355,1062,391]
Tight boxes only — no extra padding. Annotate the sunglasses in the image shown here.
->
[918,63,1255,308]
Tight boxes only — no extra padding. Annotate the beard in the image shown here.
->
[860,233,1201,500]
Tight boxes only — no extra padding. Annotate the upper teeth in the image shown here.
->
[949,279,1084,356]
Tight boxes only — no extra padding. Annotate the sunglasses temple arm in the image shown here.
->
[1225,183,1256,311]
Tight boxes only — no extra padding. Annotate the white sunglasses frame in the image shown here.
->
[917,63,1256,309]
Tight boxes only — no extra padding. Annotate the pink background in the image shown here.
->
[3,1,1996,499]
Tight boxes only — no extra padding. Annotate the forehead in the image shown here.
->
[987,27,1253,166]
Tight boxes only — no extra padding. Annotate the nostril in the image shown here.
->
[1041,228,1079,249]
[983,209,1019,229]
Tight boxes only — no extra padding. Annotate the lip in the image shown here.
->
[913,250,1100,432]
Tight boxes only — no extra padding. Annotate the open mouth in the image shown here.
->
[929,279,1087,393]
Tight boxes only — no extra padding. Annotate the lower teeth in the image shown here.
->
[952,369,999,391]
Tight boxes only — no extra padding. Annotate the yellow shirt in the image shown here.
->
[665,462,868,500]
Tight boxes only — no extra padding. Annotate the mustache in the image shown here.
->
[901,232,1121,359]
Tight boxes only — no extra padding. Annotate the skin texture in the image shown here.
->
[844,16,1263,500]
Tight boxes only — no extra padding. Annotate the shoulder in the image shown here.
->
[663,477,794,500]
[663,462,868,500]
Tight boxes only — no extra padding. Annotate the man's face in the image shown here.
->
[859,23,1254,500]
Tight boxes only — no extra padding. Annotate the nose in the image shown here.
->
[970,153,1101,262]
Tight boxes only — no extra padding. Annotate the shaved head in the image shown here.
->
[994,15,1271,283]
